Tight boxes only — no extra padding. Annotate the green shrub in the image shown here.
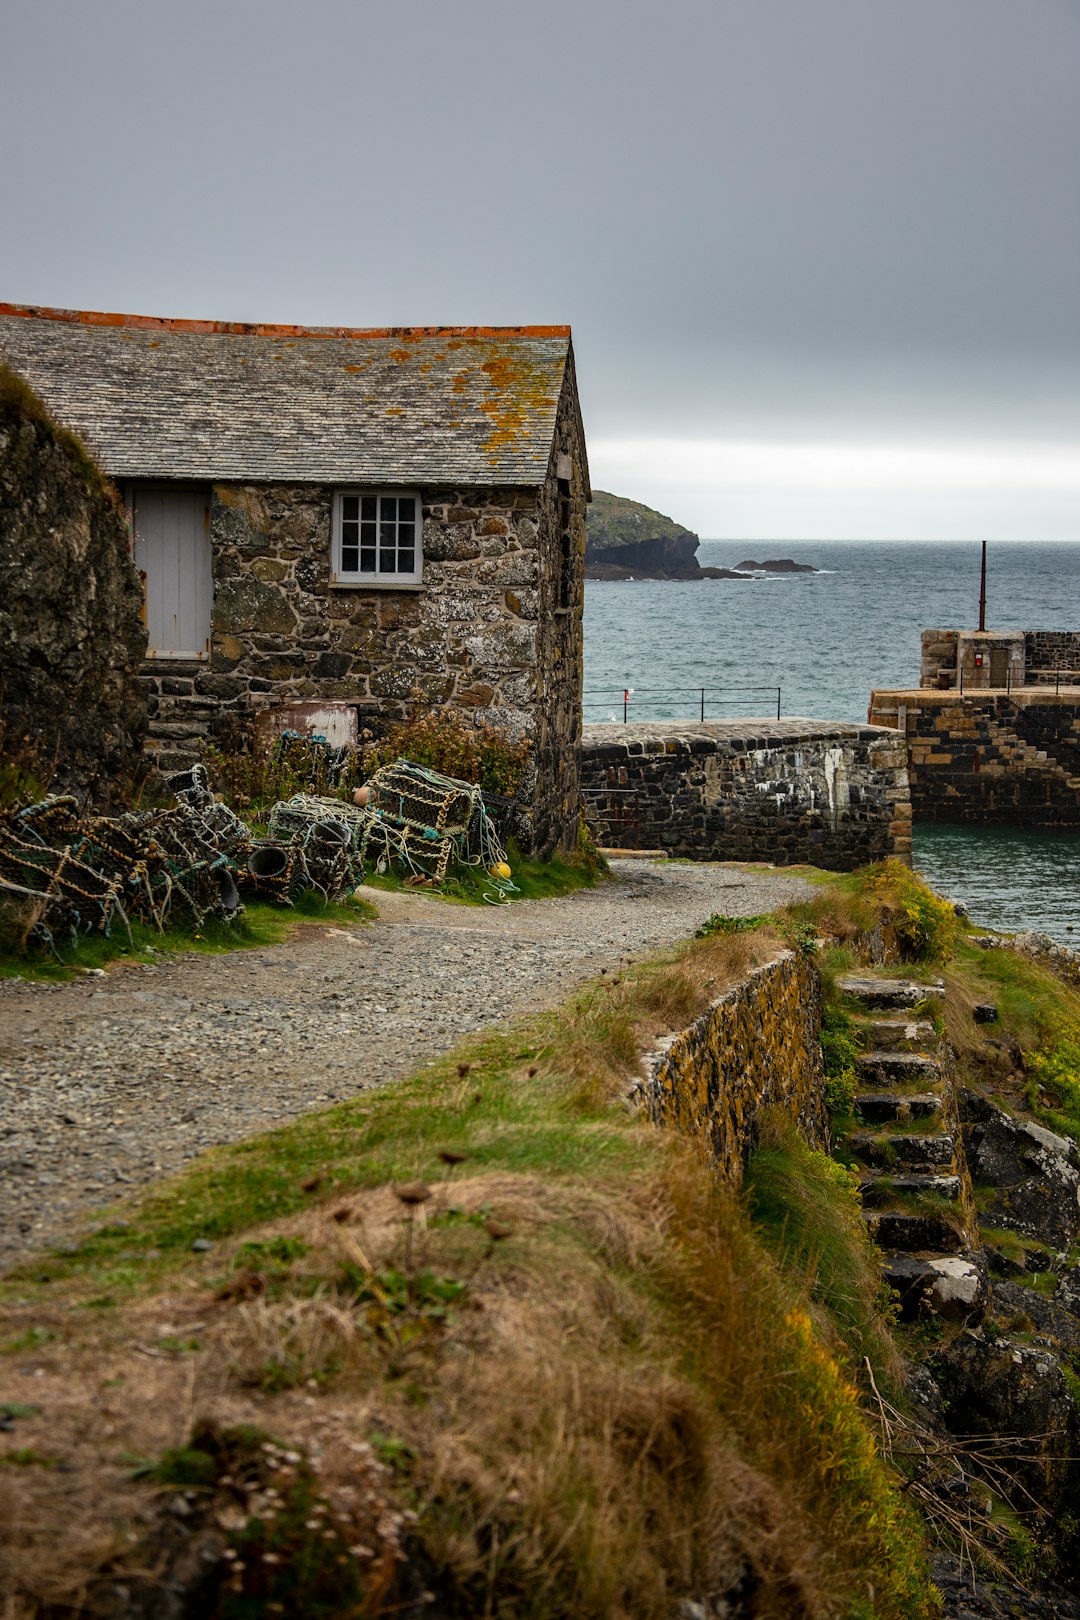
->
[694,912,771,940]
[204,735,364,816]
[360,705,531,798]
[873,860,960,965]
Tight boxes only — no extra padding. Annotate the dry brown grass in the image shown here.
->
[557,926,786,1114]
[0,919,933,1619]
[0,1152,906,1619]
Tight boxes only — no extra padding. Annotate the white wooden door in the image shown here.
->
[131,486,212,660]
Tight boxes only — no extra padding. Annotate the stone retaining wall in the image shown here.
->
[868,689,1080,825]
[633,950,828,1185]
[580,720,911,869]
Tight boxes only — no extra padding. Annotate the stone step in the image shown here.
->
[883,1252,988,1322]
[855,1092,943,1125]
[837,975,945,1010]
[866,1208,966,1254]
[860,1016,938,1052]
[856,1051,943,1088]
[847,1130,958,1169]
[858,1172,963,1206]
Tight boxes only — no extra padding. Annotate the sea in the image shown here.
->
[583,539,1080,941]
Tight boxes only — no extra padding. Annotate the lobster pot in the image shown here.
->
[302,819,357,899]
[267,794,371,852]
[366,761,479,837]
[242,842,297,904]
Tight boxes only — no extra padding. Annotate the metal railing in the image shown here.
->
[583,684,782,724]
[1029,668,1080,694]
[955,667,1079,697]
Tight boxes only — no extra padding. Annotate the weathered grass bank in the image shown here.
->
[0,912,936,1620]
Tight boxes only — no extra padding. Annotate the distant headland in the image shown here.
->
[584,492,817,579]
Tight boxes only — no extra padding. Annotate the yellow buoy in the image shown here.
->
[490,862,512,880]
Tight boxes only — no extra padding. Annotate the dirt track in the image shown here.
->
[0,859,814,1261]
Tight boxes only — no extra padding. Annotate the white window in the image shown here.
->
[332,491,422,586]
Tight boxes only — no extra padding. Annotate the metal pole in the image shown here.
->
[776,686,781,721]
[623,696,628,723]
[700,688,705,722]
[978,540,987,633]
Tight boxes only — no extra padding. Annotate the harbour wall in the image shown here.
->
[868,689,1080,825]
[580,719,912,869]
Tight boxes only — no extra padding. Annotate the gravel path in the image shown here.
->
[0,859,813,1262]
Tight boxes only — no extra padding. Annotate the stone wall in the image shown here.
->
[0,367,147,804]
[137,382,586,854]
[633,950,828,1185]
[919,629,1025,692]
[580,719,912,869]
[921,627,1080,690]
[1025,631,1080,677]
[869,689,1080,825]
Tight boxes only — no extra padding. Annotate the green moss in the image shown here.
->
[0,361,122,511]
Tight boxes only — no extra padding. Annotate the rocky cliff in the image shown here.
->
[0,364,148,804]
[585,489,744,579]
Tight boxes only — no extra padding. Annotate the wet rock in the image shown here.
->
[884,1252,988,1323]
[931,1553,1080,1618]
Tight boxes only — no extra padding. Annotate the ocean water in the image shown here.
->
[583,539,1080,938]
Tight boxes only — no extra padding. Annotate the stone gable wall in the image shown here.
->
[137,411,586,851]
[633,950,828,1185]
[580,721,911,868]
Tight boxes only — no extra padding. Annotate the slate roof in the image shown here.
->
[0,306,579,487]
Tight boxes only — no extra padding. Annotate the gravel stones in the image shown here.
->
[0,859,813,1264]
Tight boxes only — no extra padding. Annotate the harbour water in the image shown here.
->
[583,539,1080,939]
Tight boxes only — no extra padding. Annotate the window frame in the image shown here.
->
[331,489,424,589]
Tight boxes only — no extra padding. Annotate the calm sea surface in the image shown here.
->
[583,540,1080,939]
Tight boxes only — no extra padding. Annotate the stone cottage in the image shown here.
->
[0,305,590,853]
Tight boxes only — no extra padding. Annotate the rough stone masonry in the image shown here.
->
[580,719,912,869]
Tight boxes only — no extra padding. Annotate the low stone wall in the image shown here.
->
[869,689,1080,825]
[581,719,911,869]
[633,950,828,1185]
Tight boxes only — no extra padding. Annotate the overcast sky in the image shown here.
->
[2,0,1078,538]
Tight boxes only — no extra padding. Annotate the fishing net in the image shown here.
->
[0,780,247,954]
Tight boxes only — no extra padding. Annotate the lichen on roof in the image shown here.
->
[0,305,578,488]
